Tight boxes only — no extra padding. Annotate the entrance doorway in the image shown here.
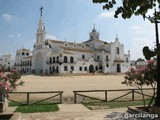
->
[89,65,94,73]
[117,64,121,73]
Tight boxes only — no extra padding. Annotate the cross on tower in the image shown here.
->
[40,6,44,17]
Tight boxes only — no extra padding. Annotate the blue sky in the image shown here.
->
[0,0,158,60]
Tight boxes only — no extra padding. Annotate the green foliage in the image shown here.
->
[15,104,59,113]
[143,46,160,60]
[92,0,160,19]
[123,60,157,108]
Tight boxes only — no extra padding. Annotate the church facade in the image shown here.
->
[14,8,130,74]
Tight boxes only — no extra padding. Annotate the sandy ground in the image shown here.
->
[11,74,152,102]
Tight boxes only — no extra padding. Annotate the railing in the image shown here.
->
[73,88,156,103]
[8,91,63,105]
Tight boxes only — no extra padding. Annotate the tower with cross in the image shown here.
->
[35,6,45,43]
[40,6,43,17]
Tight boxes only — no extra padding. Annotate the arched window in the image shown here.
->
[70,57,74,63]
[64,56,67,63]
[106,56,109,61]
[126,58,129,63]
[90,35,93,40]
[53,57,55,63]
[22,52,25,55]
[49,57,52,64]
[26,53,29,56]
[116,47,120,54]
[82,55,85,59]
[56,56,59,63]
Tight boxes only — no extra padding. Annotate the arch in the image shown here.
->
[89,65,94,73]
[64,56,67,63]
[70,57,74,63]
[99,66,103,72]
[35,52,43,74]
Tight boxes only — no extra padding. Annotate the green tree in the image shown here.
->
[92,0,160,107]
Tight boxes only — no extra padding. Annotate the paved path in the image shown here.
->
[1,104,131,120]
[20,107,128,120]
[58,104,89,112]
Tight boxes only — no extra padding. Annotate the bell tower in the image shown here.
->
[89,24,99,40]
[36,6,45,43]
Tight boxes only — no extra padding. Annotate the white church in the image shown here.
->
[14,7,130,74]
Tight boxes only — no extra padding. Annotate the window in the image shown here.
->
[22,52,25,55]
[106,56,109,61]
[52,66,55,72]
[84,67,87,71]
[82,55,85,59]
[82,45,85,48]
[96,35,98,39]
[8,62,10,64]
[26,53,29,56]
[79,67,82,71]
[71,66,74,71]
[53,57,55,63]
[64,66,68,71]
[74,44,76,47]
[64,43,67,46]
[90,36,93,40]
[126,58,129,63]
[106,64,109,67]
[49,57,52,64]
[70,57,74,63]
[117,47,120,54]
[64,56,67,63]
[97,56,100,60]
[56,56,59,63]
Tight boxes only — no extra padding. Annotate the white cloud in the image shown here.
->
[130,25,142,30]
[17,33,21,37]
[98,12,115,19]
[2,13,20,22]
[9,34,14,38]
[45,33,57,40]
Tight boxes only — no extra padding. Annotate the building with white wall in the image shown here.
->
[0,54,15,71]
[14,7,130,74]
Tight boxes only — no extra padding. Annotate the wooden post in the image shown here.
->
[105,90,108,102]
[59,93,62,103]
[132,89,134,101]
[74,91,77,103]
[27,93,29,105]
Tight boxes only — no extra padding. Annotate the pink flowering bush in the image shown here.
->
[123,60,157,109]
[0,66,24,101]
